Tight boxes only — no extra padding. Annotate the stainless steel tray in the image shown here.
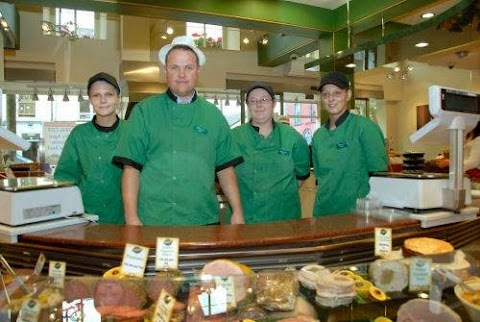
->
[371,171,449,179]
[0,177,74,192]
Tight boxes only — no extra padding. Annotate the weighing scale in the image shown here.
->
[369,86,480,227]
[0,127,95,242]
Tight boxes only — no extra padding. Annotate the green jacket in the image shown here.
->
[54,116,125,224]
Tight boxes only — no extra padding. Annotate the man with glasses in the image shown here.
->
[311,71,387,216]
[230,82,310,223]
[113,36,244,226]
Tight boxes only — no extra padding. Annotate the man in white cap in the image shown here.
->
[113,36,244,226]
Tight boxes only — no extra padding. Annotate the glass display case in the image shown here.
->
[1,252,478,322]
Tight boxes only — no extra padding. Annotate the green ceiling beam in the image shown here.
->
[333,0,441,33]
[305,0,476,69]
[257,33,319,67]
[10,0,335,38]
[9,0,474,68]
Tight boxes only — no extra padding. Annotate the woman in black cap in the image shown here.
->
[311,71,388,216]
[230,82,311,223]
[54,72,126,224]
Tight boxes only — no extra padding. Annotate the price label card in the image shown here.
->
[374,227,392,257]
[32,252,46,276]
[214,276,236,309]
[17,298,41,322]
[155,237,179,270]
[198,286,227,316]
[48,261,66,288]
[121,243,149,278]
[409,257,432,292]
[152,289,176,322]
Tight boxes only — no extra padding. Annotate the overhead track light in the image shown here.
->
[63,88,69,102]
[47,88,54,101]
[78,89,85,102]
[32,88,39,101]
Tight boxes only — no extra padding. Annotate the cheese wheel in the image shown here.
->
[369,259,408,293]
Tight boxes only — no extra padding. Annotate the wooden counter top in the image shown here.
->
[18,214,418,249]
[1,214,478,275]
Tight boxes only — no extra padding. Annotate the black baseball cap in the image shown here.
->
[246,82,275,100]
[318,71,350,91]
[87,72,120,95]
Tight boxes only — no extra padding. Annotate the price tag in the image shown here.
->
[152,289,176,322]
[198,286,227,316]
[214,276,236,309]
[32,252,46,276]
[155,237,179,270]
[121,243,149,278]
[48,261,66,288]
[374,227,392,257]
[409,257,432,292]
[17,298,41,322]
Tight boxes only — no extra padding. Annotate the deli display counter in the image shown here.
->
[0,214,479,276]
[0,214,479,321]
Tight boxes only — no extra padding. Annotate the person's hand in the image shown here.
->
[230,211,245,225]
[125,217,143,226]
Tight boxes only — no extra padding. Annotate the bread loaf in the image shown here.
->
[403,237,455,263]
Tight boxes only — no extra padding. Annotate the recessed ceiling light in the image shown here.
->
[415,41,429,48]
[421,12,435,19]
[345,63,356,68]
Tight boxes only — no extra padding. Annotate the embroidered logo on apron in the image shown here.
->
[336,141,349,149]
[193,125,209,134]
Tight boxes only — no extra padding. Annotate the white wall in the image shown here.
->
[387,65,476,159]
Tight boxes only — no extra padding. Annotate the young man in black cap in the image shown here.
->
[230,82,310,223]
[55,72,126,224]
[311,71,387,216]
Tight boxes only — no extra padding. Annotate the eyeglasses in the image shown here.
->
[247,98,272,106]
[321,91,345,100]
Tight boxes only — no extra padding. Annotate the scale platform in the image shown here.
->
[0,213,98,243]
[408,206,479,228]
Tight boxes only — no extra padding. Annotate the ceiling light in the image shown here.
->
[0,19,8,29]
[160,32,168,40]
[415,41,429,48]
[242,37,249,44]
[166,26,174,35]
[421,12,435,19]
[63,88,69,102]
[260,35,268,45]
[455,50,469,59]
[393,66,401,72]
[47,88,54,101]
[345,63,356,68]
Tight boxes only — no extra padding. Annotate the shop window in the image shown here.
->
[284,101,319,145]
[187,22,240,51]
[43,7,103,40]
